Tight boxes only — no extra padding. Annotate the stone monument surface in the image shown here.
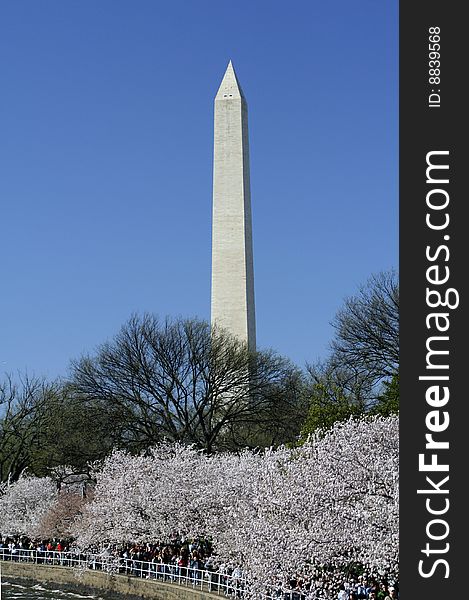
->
[211,61,256,352]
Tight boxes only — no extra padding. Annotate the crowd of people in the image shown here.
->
[0,534,398,600]
[336,576,398,600]
[0,534,241,589]
[0,535,214,578]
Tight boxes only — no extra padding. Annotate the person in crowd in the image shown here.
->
[356,576,371,599]
[338,583,349,600]
[384,585,398,600]
[177,550,188,579]
[376,581,388,600]
[190,549,201,582]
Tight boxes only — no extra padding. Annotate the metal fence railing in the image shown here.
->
[0,548,250,597]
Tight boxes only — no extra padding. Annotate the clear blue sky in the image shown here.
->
[0,0,398,380]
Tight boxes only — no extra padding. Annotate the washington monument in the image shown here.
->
[211,61,256,351]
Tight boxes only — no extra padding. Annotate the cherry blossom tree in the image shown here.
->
[73,442,219,548]
[72,415,398,598]
[208,416,399,594]
[36,490,92,539]
[0,475,57,537]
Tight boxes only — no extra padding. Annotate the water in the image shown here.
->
[0,580,105,600]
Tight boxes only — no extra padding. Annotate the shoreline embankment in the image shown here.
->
[1,561,222,600]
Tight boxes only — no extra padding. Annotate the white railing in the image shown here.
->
[0,548,309,600]
[0,548,252,597]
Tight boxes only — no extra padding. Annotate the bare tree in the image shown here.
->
[301,270,399,435]
[70,314,303,453]
[330,269,399,386]
[0,374,59,482]
[0,374,116,482]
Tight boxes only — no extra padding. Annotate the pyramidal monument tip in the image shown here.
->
[215,60,245,100]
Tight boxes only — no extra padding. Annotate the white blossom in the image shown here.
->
[0,475,57,537]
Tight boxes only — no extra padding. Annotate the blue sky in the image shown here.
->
[0,0,398,380]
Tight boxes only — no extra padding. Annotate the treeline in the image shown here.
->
[0,269,398,484]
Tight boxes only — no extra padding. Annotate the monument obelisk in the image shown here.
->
[211,61,256,352]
